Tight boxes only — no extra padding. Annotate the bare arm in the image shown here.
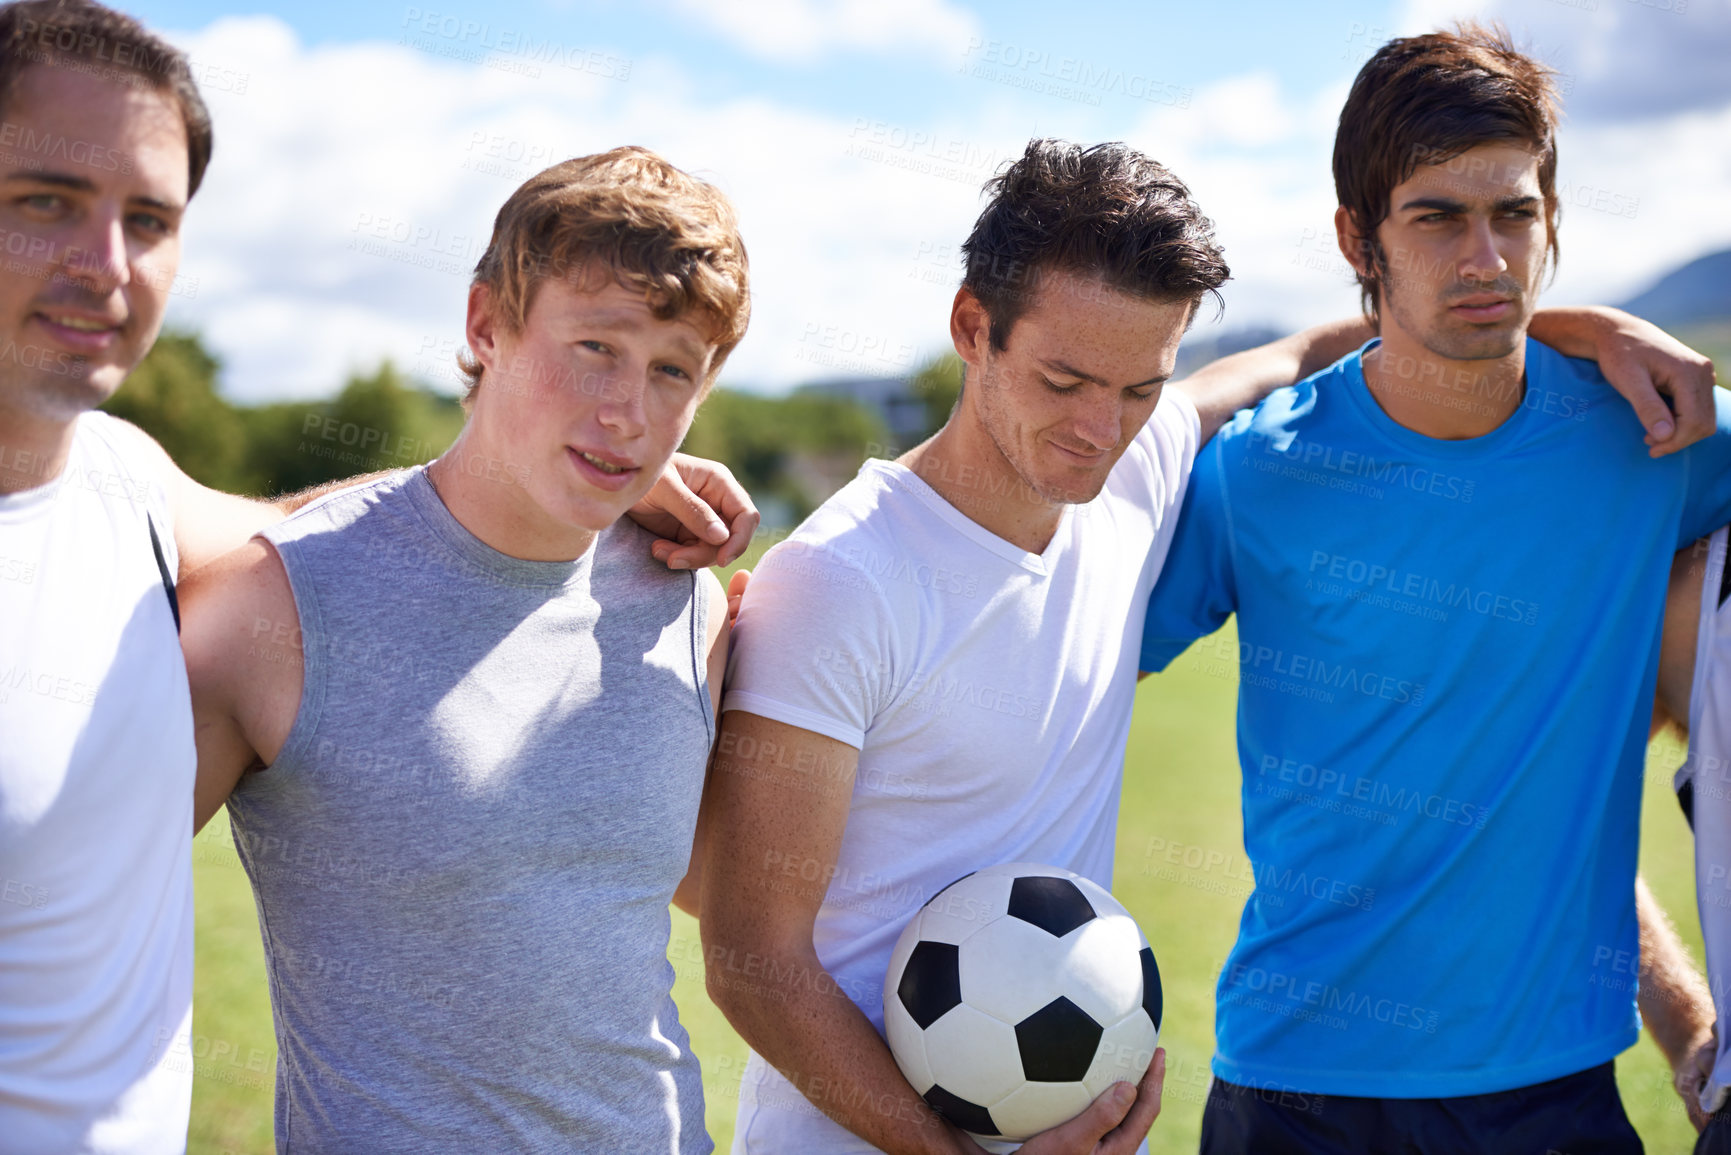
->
[1173,306,1718,454]
[182,539,304,832]
[700,711,1159,1155]
[672,568,732,917]
[1659,539,1711,732]
[701,712,959,1154]
[1636,875,1716,1132]
[1172,319,1370,443]
[1528,306,1720,457]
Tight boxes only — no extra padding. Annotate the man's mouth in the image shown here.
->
[33,309,125,352]
[46,314,117,332]
[1447,296,1514,322]
[578,450,629,475]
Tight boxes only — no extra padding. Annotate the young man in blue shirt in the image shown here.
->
[1140,26,1731,1153]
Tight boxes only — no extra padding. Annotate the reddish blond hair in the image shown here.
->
[459,146,750,399]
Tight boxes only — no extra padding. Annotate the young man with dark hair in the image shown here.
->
[181,146,750,1153]
[703,137,1240,1155]
[1139,26,1731,1152]
[0,3,752,1149]
[696,130,1705,1153]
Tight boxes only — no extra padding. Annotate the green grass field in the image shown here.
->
[187,612,1707,1153]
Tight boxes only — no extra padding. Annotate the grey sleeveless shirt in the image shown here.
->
[229,468,713,1153]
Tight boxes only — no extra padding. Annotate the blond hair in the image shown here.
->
[458,146,750,400]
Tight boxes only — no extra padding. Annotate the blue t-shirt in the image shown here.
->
[1141,338,1731,1098]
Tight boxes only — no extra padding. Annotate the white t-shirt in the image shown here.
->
[721,390,1199,1153]
[0,412,194,1154]
[1677,526,1731,1115]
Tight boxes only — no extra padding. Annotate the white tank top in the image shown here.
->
[0,412,194,1154]
[1677,526,1731,1114]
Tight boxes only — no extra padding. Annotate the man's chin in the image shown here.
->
[9,365,121,421]
[1028,467,1109,508]
[1423,323,1526,363]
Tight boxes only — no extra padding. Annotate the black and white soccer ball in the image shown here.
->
[882,862,1163,1142]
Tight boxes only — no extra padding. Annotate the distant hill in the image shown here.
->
[1618,248,1731,330]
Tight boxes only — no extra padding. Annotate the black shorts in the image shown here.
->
[1699,1106,1731,1155]
[1199,1061,1641,1154]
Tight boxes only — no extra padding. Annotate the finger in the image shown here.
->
[1605,362,1678,454]
[717,506,761,568]
[727,569,751,628]
[1101,1048,1166,1153]
[662,470,731,545]
[1023,1079,1135,1153]
[1657,363,1718,457]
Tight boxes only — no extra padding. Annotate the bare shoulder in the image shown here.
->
[180,535,304,764]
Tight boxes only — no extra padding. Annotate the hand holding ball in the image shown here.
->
[882,863,1163,1142]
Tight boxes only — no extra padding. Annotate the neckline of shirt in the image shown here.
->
[0,414,98,523]
[860,458,1073,576]
[1336,336,1543,460]
[402,466,597,590]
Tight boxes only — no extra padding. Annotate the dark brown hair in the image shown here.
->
[0,0,213,197]
[459,145,750,399]
[962,138,1228,350]
[1333,22,1560,319]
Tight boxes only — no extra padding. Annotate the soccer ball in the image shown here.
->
[882,863,1162,1142]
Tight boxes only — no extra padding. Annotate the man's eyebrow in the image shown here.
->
[0,169,182,215]
[2,170,95,192]
[573,312,709,360]
[1399,196,1467,214]
[1044,358,1168,390]
[1400,193,1541,214]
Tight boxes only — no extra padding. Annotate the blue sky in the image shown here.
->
[118,0,1731,399]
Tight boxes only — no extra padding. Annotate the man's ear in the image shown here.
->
[1334,205,1374,277]
[465,283,502,377]
[949,286,992,374]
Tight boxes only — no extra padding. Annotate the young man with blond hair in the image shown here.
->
[181,146,749,1152]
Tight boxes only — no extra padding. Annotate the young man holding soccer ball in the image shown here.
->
[699,128,1713,1153]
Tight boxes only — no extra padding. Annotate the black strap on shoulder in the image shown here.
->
[147,515,181,633]
[1719,535,1731,609]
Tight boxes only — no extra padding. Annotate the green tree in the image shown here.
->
[911,352,963,441]
[245,363,465,497]
[100,331,252,492]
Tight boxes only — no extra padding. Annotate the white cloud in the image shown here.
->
[1399,0,1731,121]
[157,13,1731,405]
[661,0,980,64]
[165,15,996,400]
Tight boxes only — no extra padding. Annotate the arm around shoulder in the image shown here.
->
[181,536,304,831]
[103,416,285,577]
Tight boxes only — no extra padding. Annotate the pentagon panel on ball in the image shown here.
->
[881,862,1163,1142]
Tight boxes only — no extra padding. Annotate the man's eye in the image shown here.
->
[127,211,168,235]
[659,364,691,382]
[20,193,63,212]
[578,340,609,354]
[1041,376,1076,393]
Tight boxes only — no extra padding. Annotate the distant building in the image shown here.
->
[1174,325,1287,379]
